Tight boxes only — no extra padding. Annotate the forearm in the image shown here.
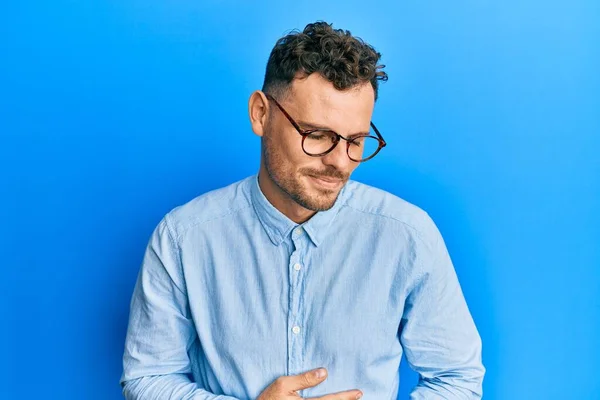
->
[122,374,241,400]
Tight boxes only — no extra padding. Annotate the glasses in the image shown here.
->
[265,93,386,162]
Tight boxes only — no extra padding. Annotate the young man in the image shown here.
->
[120,21,485,399]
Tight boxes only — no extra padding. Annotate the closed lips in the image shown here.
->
[311,175,342,183]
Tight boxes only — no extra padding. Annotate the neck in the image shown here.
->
[257,165,316,224]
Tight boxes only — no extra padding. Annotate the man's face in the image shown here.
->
[262,73,375,211]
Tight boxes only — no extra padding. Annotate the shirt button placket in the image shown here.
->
[288,227,306,380]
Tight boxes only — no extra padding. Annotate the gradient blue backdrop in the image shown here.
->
[1,1,598,399]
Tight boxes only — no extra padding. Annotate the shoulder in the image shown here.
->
[162,175,254,242]
[341,180,441,249]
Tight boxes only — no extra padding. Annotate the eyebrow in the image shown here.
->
[296,120,371,137]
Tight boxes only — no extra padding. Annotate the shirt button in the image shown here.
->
[294,227,303,236]
[292,325,301,334]
[293,263,302,271]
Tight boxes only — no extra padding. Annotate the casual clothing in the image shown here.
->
[121,175,484,399]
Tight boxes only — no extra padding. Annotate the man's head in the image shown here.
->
[249,21,387,217]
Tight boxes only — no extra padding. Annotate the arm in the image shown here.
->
[400,215,485,399]
[122,375,238,400]
[120,216,240,400]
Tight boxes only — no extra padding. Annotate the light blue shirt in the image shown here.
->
[120,175,484,399]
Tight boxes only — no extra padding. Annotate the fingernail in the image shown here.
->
[356,392,363,399]
[315,368,326,378]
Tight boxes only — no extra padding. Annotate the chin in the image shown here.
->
[297,186,341,212]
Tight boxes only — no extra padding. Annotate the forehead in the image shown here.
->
[288,74,375,130]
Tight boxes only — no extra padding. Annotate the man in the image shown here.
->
[120,21,485,399]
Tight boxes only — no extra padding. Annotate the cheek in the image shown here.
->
[271,132,310,170]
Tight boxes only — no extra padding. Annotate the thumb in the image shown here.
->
[289,368,328,391]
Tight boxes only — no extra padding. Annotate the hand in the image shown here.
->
[257,368,363,400]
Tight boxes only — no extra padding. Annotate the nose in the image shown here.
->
[320,139,355,173]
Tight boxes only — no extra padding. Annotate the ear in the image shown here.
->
[248,90,270,137]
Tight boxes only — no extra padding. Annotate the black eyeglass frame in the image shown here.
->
[265,93,386,162]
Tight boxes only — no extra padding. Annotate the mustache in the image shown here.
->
[301,168,348,181]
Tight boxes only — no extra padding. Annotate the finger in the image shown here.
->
[311,389,363,400]
[286,368,328,391]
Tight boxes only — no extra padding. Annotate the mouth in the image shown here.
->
[307,175,344,190]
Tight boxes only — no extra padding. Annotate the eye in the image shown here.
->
[350,137,365,147]
[307,131,336,141]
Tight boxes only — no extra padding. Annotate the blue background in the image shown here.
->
[1,1,598,399]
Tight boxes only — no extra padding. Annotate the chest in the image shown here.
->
[182,230,411,363]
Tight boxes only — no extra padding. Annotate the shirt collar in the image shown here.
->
[249,174,349,247]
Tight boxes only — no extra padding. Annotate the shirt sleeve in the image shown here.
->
[400,213,485,399]
[120,215,240,400]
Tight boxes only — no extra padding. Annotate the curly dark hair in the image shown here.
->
[262,21,388,101]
